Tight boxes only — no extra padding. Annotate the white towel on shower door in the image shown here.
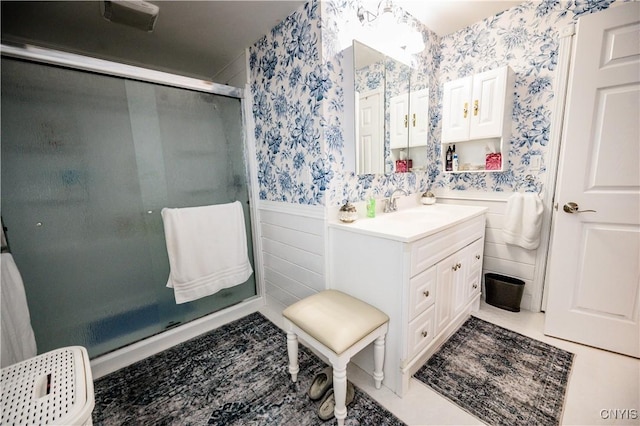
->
[1,253,37,367]
[502,192,544,250]
[161,201,253,304]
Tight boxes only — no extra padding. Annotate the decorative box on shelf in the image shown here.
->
[485,153,502,170]
[395,159,412,173]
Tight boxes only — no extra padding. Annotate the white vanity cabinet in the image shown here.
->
[441,66,515,172]
[328,205,486,396]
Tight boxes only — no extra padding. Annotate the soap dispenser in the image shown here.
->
[366,197,376,218]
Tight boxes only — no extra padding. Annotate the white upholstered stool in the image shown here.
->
[282,289,389,426]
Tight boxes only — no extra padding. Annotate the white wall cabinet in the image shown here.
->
[389,94,410,149]
[389,88,430,150]
[328,210,486,396]
[409,88,429,148]
[441,66,515,172]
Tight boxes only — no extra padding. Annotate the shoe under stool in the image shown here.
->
[282,289,389,426]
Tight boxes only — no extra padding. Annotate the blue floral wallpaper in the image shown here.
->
[249,0,618,207]
[249,1,328,205]
[431,0,617,193]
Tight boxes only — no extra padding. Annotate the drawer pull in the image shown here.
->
[475,254,481,260]
[421,331,428,338]
[423,290,430,298]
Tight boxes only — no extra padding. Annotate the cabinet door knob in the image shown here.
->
[473,99,479,116]
[404,114,408,128]
[457,262,462,269]
[463,102,468,119]
[472,284,478,289]
[412,113,416,127]
[451,265,457,271]
[475,254,481,260]
[421,331,428,338]
[423,290,430,298]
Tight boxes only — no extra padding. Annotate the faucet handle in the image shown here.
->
[383,199,391,213]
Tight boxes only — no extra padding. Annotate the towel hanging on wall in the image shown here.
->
[502,192,544,250]
[1,253,37,367]
[161,201,253,304]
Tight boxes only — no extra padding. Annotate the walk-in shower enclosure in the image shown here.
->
[1,46,257,358]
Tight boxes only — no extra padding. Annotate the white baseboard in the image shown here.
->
[90,296,264,379]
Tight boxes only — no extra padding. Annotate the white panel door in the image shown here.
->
[357,89,384,174]
[544,2,640,358]
[441,76,472,143]
[470,67,507,139]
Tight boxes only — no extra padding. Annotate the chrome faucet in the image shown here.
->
[384,188,409,213]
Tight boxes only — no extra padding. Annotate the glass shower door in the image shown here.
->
[1,57,256,358]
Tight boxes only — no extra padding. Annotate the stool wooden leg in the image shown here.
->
[286,331,299,382]
[332,362,348,426]
[373,333,386,389]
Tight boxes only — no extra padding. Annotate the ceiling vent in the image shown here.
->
[100,1,159,32]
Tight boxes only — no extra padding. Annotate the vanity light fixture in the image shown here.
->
[357,0,425,54]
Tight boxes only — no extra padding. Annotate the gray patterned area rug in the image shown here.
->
[414,316,574,426]
[93,312,405,425]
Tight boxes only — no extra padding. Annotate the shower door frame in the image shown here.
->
[0,43,265,378]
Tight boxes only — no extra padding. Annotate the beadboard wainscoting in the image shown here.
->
[258,195,546,317]
[258,200,327,325]
[436,195,544,312]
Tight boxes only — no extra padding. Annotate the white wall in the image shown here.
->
[257,201,326,322]
[436,195,543,311]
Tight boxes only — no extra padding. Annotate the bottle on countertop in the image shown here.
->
[366,196,376,218]
[452,152,459,172]
[445,146,452,171]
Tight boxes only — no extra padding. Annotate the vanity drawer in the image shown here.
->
[408,305,435,359]
[408,265,436,320]
[410,215,485,276]
[467,238,484,272]
[467,267,482,300]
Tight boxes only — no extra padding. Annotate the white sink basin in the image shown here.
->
[330,203,488,242]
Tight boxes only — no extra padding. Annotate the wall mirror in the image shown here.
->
[354,40,410,175]
[353,40,428,175]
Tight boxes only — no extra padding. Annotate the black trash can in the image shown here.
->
[484,273,525,312]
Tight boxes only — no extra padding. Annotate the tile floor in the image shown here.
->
[261,301,640,425]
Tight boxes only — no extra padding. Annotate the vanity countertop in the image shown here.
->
[328,203,488,243]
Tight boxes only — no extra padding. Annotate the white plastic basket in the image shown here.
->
[1,346,94,425]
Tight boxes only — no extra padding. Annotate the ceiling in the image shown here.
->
[396,1,522,36]
[1,0,521,83]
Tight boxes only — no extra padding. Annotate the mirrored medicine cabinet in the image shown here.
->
[353,40,429,176]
